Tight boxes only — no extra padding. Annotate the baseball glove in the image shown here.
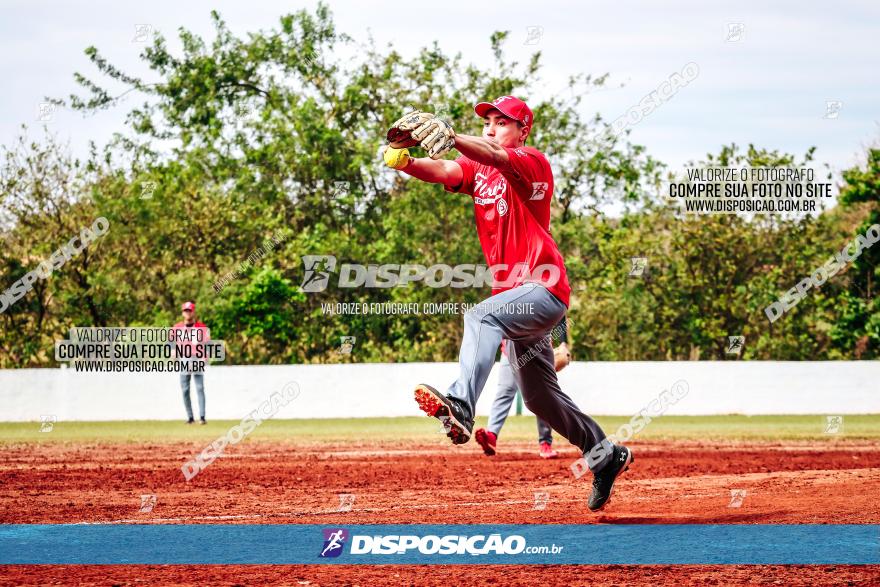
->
[412,117,456,160]
[553,342,571,372]
[387,110,434,148]
[387,110,456,159]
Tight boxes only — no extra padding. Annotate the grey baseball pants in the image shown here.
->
[445,282,613,472]
[180,372,205,420]
[488,352,553,444]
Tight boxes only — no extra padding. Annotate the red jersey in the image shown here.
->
[171,321,210,359]
[445,145,570,307]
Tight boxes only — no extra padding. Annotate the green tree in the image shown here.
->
[832,148,880,358]
[1,5,874,367]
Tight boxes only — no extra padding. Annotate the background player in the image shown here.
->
[475,319,572,459]
[172,301,210,425]
[383,97,632,511]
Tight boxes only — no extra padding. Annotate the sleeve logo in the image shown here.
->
[530,182,548,200]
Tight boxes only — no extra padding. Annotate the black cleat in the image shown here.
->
[414,384,473,445]
[186,418,195,425]
[587,444,634,512]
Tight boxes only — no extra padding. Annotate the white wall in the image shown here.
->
[0,361,877,421]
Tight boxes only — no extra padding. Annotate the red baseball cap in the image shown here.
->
[181,301,195,311]
[474,96,534,129]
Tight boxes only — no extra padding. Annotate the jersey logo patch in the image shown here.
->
[473,172,507,204]
[497,197,509,216]
[530,182,549,200]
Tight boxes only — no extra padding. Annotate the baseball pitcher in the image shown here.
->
[383,97,633,511]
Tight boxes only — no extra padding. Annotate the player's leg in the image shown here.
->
[508,336,633,511]
[537,418,553,443]
[537,418,558,459]
[193,373,206,423]
[414,282,561,444]
[475,353,517,456]
[180,373,194,423]
[508,338,608,466]
[488,354,518,436]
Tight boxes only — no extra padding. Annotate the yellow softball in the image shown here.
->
[383,146,411,170]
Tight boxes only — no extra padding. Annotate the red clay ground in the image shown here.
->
[1,438,879,585]
[3,564,878,586]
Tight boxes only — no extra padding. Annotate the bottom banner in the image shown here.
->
[0,524,877,564]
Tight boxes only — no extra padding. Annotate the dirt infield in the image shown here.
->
[3,564,879,586]
[1,437,878,584]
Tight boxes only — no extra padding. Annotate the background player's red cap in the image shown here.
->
[181,301,195,311]
[474,96,534,129]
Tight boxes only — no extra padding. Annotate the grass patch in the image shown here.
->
[1,414,878,444]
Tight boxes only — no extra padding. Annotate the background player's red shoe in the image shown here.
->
[538,441,559,459]
[474,428,497,456]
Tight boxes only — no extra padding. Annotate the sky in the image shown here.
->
[1,0,878,177]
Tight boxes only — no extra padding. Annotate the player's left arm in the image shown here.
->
[452,134,515,175]
[454,135,543,197]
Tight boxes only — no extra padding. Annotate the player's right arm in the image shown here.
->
[383,144,462,186]
[401,157,463,187]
